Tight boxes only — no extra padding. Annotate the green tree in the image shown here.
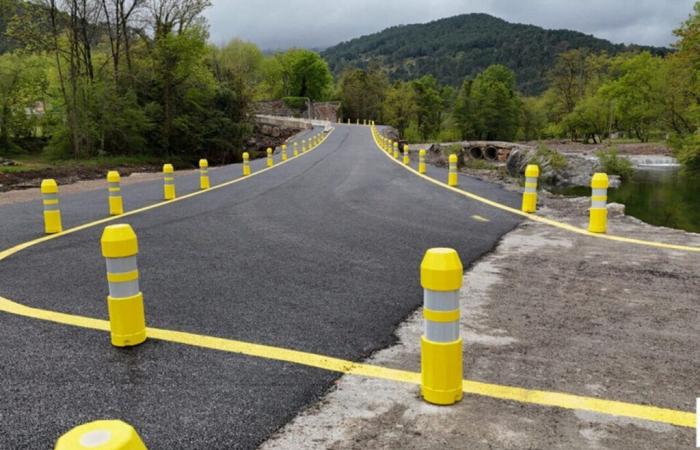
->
[277,49,333,101]
[411,75,442,140]
[339,68,388,122]
[454,65,522,140]
[383,81,417,136]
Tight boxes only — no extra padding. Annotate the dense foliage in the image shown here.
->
[0,1,333,163]
[322,13,667,95]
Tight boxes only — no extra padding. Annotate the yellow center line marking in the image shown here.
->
[0,129,334,263]
[0,294,693,429]
[471,214,490,222]
[370,128,700,253]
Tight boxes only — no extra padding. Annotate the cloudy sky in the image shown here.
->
[203,0,696,50]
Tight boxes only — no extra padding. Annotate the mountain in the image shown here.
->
[321,13,669,95]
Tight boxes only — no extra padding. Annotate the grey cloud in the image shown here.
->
[204,0,696,50]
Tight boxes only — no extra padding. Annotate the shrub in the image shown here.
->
[464,159,495,170]
[282,96,308,110]
[531,144,567,172]
[596,147,635,180]
[403,121,422,143]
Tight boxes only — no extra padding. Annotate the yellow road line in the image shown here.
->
[0,294,693,429]
[471,214,490,222]
[370,128,700,253]
[0,129,334,263]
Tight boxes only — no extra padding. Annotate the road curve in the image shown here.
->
[0,124,521,448]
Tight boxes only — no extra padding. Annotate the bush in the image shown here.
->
[596,147,635,179]
[464,159,495,170]
[403,121,422,143]
[531,144,567,172]
[437,127,461,143]
[282,96,308,110]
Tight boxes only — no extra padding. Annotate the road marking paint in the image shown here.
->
[0,129,334,263]
[471,215,490,222]
[0,294,694,429]
[370,128,700,253]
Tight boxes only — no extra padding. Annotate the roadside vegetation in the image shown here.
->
[1,0,699,175]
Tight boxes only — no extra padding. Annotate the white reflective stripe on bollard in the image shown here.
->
[524,177,537,193]
[424,289,460,343]
[591,188,607,209]
[43,194,60,210]
[106,256,140,298]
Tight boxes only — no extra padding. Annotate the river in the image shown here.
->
[552,168,700,233]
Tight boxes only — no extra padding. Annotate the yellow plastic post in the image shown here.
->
[41,179,62,234]
[101,224,146,347]
[266,148,274,167]
[302,140,307,153]
[403,144,410,165]
[281,144,288,161]
[589,173,609,233]
[199,159,210,190]
[393,142,399,159]
[55,420,147,450]
[420,248,464,406]
[293,142,299,157]
[107,171,124,216]
[419,149,427,174]
[163,164,175,200]
[448,154,458,187]
[242,152,251,176]
[521,164,539,213]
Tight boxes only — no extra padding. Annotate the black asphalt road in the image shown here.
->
[0,124,521,449]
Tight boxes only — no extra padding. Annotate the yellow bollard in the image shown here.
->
[107,171,124,216]
[403,144,410,165]
[242,152,251,176]
[588,173,609,233]
[41,179,62,234]
[55,419,147,450]
[281,144,288,161]
[302,140,307,153]
[199,159,210,190]
[356,118,360,125]
[293,142,299,157]
[419,149,427,174]
[393,142,399,159]
[163,164,175,200]
[521,164,539,213]
[448,154,458,187]
[347,118,350,125]
[267,147,274,167]
[101,224,146,347]
[420,248,464,406]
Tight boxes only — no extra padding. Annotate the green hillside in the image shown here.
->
[322,13,669,94]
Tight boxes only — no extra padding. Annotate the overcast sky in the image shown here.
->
[203,0,696,50]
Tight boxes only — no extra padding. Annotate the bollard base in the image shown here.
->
[108,293,147,347]
[200,178,210,190]
[109,197,124,216]
[44,210,63,234]
[419,163,426,174]
[420,336,463,405]
[164,186,176,201]
[588,207,608,233]
[448,173,458,187]
[521,192,537,213]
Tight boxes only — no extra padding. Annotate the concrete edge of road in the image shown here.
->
[0,127,335,263]
[0,119,695,430]
[0,294,694,429]
[369,125,700,253]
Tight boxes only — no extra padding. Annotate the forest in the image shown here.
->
[0,1,699,172]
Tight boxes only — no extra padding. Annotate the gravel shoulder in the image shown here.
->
[261,197,700,450]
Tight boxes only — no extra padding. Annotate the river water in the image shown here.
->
[552,168,700,233]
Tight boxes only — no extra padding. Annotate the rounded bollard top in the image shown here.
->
[199,159,208,168]
[267,147,273,155]
[282,144,287,149]
[421,248,463,291]
[243,152,249,160]
[404,144,409,151]
[101,224,138,258]
[107,171,120,183]
[162,164,174,174]
[55,420,147,450]
[449,153,458,163]
[41,179,58,194]
[419,149,426,156]
[591,172,609,189]
[393,142,398,147]
[525,164,540,178]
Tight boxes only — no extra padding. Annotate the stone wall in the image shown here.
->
[253,100,341,123]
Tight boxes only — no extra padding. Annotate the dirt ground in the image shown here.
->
[262,195,700,450]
